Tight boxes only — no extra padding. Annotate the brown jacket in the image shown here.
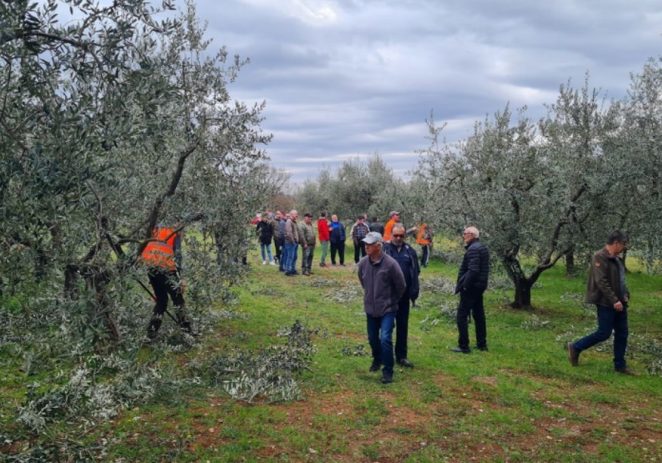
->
[585,247,629,307]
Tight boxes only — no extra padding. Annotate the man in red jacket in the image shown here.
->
[317,212,330,267]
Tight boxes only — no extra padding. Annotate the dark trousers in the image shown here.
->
[395,296,410,361]
[420,245,430,267]
[367,312,396,375]
[147,269,189,334]
[353,240,366,263]
[573,304,629,370]
[457,290,487,350]
[330,241,345,265]
[302,245,314,273]
[274,238,284,266]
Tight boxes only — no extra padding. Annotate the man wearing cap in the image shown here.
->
[299,213,316,276]
[383,223,420,368]
[383,211,400,242]
[351,215,370,264]
[567,230,633,374]
[357,232,407,384]
[453,226,490,354]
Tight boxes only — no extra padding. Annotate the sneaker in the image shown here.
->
[451,346,471,354]
[397,358,414,368]
[476,346,488,352]
[381,372,393,384]
[262,260,267,265]
[369,361,381,372]
[566,342,579,367]
[269,261,276,265]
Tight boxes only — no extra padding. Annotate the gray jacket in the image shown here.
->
[357,253,406,317]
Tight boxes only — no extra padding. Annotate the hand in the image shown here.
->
[614,301,624,311]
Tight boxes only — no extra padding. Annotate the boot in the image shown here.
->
[147,318,162,339]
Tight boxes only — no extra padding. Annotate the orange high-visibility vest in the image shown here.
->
[141,227,177,271]
[383,218,397,241]
[416,224,431,245]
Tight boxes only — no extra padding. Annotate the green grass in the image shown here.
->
[2,244,662,462]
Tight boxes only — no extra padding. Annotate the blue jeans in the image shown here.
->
[260,243,273,262]
[573,304,628,370]
[284,242,298,273]
[366,312,396,375]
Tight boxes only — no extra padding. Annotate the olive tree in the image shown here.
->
[617,57,662,271]
[0,0,271,347]
[296,154,404,223]
[416,78,622,308]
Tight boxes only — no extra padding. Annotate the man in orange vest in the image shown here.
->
[383,211,400,242]
[415,223,433,268]
[141,225,193,339]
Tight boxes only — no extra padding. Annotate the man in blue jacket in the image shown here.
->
[383,223,420,368]
[329,214,346,266]
[453,226,490,353]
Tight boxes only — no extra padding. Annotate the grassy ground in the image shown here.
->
[2,245,662,462]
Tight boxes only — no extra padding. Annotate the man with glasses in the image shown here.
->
[453,226,490,354]
[358,232,406,384]
[383,223,420,368]
[567,230,633,374]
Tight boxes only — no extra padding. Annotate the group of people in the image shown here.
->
[357,225,487,383]
[254,210,434,276]
[357,226,634,384]
[139,214,633,382]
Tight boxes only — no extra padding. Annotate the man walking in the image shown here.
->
[567,230,632,374]
[357,232,407,384]
[299,213,316,276]
[383,223,420,368]
[452,226,490,353]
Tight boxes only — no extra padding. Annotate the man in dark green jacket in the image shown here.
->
[567,230,632,374]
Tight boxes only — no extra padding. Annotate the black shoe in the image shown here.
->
[381,372,393,384]
[476,346,488,352]
[369,361,381,372]
[397,358,414,368]
[567,342,579,366]
[615,367,637,376]
[451,346,471,354]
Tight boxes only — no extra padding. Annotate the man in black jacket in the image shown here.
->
[383,223,420,368]
[453,226,490,353]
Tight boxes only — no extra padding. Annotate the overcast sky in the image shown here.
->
[193,0,661,184]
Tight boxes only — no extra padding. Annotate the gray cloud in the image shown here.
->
[194,0,661,183]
